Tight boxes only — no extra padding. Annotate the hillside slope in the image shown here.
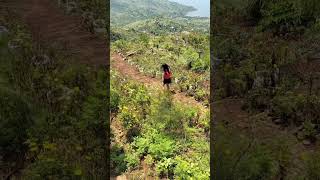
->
[111,0,195,26]
[212,0,320,179]
[1,0,109,178]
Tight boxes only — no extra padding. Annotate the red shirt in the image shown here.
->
[164,71,171,79]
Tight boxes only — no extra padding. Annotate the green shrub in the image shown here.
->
[145,154,154,166]
[118,105,141,129]
[304,151,320,179]
[213,124,277,180]
[147,92,183,132]
[132,136,151,156]
[110,87,120,112]
[0,88,33,155]
[302,120,317,141]
[246,88,271,112]
[81,95,107,137]
[270,137,293,178]
[271,94,320,126]
[174,157,193,179]
[235,146,276,180]
[246,0,265,21]
[113,39,128,52]
[58,65,91,93]
[110,145,127,175]
[148,134,178,160]
[125,150,140,170]
[23,158,79,180]
[194,89,207,102]
[155,157,175,178]
[271,92,299,124]
[191,55,210,73]
[131,129,178,160]
[174,156,209,180]
[254,0,320,34]
[258,0,301,34]
[79,69,108,141]
[299,0,320,22]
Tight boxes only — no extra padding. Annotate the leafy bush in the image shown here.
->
[271,92,301,124]
[246,88,271,111]
[174,157,193,179]
[174,155,209,179]
[258,0,301,34]
[81,95,107,137]
[115,80,150,139]
[155,157,175,178]
[249,0,320,35]
[271,93,320,127]
[110,87,120,112]
[131,129,179,160]
[304,151,320,179]
[23,158,80,180]
[213,124,277,180]
[0,88,33,156]
[110,145,127,175]
[301,120,317,141]
[58,65,92,94]
[246,0,265,21]
[125,149,140,170]
[145,154,154,166]
[299,0,320,23]
[148,134,178,161]
[234,146,276,180]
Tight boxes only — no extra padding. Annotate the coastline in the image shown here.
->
[168,0,197,17]
[169,0,210,17]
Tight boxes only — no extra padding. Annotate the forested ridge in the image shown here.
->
[111,0,195,26]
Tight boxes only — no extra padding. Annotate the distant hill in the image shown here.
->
[111,0,195,26]
[124,17,209,35]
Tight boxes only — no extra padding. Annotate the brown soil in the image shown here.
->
[2,0,108,66]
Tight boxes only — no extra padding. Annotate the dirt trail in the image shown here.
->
[2,0,108,66]
[111,53,208,114]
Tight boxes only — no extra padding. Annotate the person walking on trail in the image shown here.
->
[162,64,172,90]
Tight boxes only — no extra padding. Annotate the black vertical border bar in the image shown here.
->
[106,0,110,179]
[210,0,214,179]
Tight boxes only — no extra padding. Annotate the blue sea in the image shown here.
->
[169,0,210,17]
